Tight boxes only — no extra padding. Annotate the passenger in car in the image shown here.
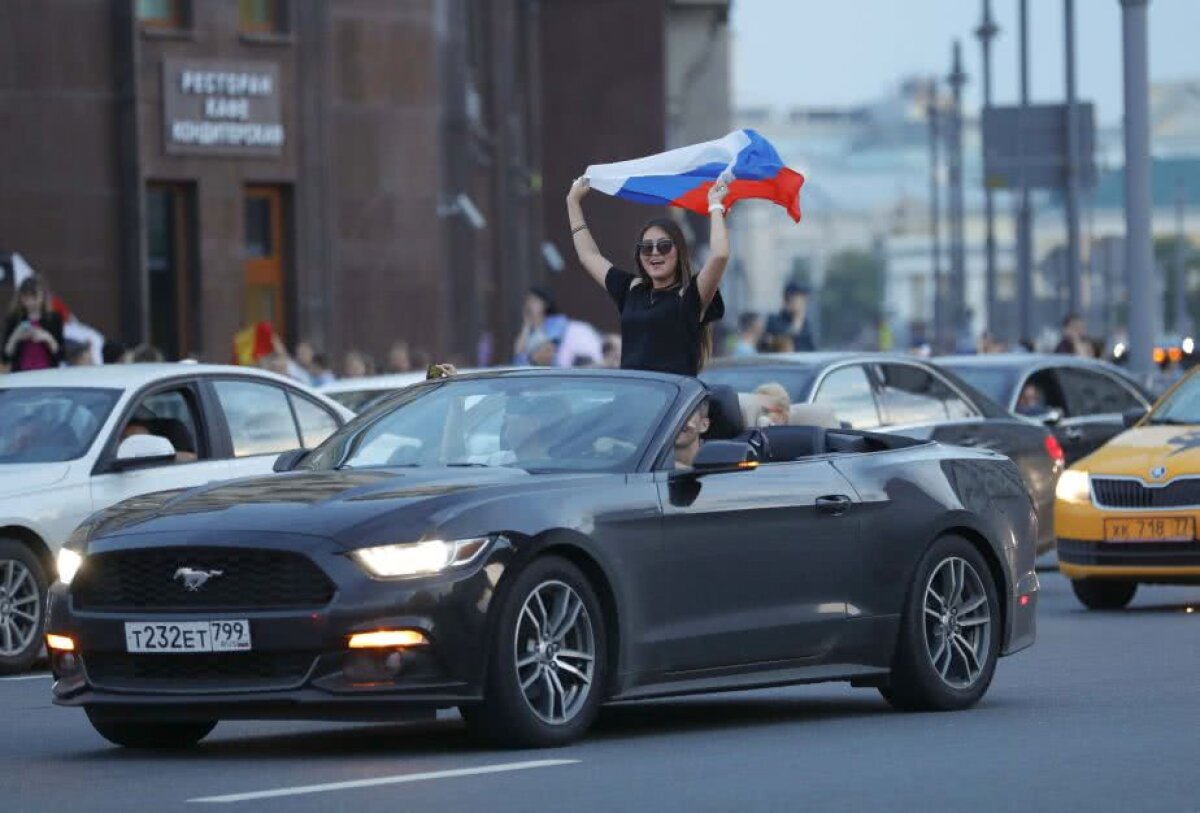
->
[753,382,791,427]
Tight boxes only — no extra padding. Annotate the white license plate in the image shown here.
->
[124,620,252,653]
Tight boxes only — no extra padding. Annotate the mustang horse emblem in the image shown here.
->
[174,567,224,592]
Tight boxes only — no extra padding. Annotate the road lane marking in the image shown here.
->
[0,673,51,681]
[188,759,580,804]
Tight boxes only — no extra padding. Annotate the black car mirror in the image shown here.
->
[691,440,759,473]
[273,448,309,472]
[1122,407,1148,428]
[1039,407,1064,426]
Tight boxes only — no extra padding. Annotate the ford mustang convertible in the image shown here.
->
[46,370,1038,749]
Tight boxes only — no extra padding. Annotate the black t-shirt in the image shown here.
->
[605,266,725,377]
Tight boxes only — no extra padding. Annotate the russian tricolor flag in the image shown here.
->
[585,129,804,222]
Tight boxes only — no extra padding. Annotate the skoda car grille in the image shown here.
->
[1091,477,1200,510]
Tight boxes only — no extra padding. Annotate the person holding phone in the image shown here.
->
[2,276,65,372]
[565,177,729,377]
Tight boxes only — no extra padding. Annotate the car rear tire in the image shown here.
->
[880,535,1000,712]
[0,539,48,675]
[1071,578,1137,610]
[463,555,607,748]
[85,710,217,749]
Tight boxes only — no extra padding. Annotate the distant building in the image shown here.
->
[735,77,1200,350]
[0,0,717,365]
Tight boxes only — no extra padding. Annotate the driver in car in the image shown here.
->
[673,398,710,470]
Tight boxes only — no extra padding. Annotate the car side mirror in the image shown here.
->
[1039,407,1064,426]
[1122,407,1148,428]
[113,434,176,471]
[273,448,308,473]
[690,440,759,473]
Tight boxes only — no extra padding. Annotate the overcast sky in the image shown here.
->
[732,0,1200,124]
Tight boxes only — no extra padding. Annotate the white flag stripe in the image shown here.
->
[585,130,751,193]
[188,759,580,804]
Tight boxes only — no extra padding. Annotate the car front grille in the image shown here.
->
[83,652,316,692]
[1091,477,1200,509]
[72,548,335,612]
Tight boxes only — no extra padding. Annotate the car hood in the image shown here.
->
[0,463,72,500]
[1077,425,1200,476]
[85,467,601,548]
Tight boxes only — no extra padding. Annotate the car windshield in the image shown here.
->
[304,376,676,473]
[936,365,1016,407]
[0,387,121,463]
[700,366,818,402]
[1148,374,1200,425]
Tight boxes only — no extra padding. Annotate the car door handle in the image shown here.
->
[1064,428,1084,441]
[816,495,852,516]
[959,435,981,446]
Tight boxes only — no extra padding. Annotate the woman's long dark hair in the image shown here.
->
[631,218,714,369]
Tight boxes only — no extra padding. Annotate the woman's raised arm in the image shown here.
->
[695,180,731,309]
[566,177,614,288]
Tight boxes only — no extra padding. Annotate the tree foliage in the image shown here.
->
[818,249,886,347]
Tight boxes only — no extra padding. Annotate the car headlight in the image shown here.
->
[56,548,84,586]
[352,537,491,578]
[1056,469,1092,504]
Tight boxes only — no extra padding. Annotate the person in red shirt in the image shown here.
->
[2,277,64,372]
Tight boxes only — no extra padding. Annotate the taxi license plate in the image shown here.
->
[1103,517,1195,543]
[124,620,251,654]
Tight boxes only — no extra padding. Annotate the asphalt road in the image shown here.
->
[3,571,1199,813]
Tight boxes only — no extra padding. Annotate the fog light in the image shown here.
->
[347,630,428,649]
[46,634,75,652]
[53,652,80,675]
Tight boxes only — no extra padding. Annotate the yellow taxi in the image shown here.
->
[1056,366,1200,609]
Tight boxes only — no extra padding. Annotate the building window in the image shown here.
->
[243,185,288,338]
[137,0,188,29]
[239,0,286,34]
[145,183,197,360]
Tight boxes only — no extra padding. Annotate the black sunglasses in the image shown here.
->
[637,238,675,257]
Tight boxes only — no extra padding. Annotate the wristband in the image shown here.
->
[709,204,725,215]
[571,224,588,234]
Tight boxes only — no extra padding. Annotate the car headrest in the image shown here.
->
[737,392,767,427]
[788,403,839,429]
[703,384,745,440]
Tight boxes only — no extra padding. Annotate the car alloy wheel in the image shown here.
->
[922,556,992,690]
[513,579,596,725]
[0,559,41,659]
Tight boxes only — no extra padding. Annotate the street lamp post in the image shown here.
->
[947,42,968,349]
[1175,183,1191,337]
[1016,0,1035,346]
[1064,0,1083,318]
[927,81,945,352]
[975,0,999,339]
[1121,0,1158,380]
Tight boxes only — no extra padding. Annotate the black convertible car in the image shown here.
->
[47,370,1038,749]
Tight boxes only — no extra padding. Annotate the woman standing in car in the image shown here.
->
[565,177,729,377]
[2,277,64,372]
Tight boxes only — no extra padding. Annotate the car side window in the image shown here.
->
[1058,368,1142,416]
[813,365,881,428]
[289,393,340,449]
[118,387,204,463]
[213,380,302,457]
[877,364,978,425]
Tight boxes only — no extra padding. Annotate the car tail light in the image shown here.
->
[1044,434,1065,464]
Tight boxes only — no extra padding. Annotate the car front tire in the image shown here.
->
[463,555,607,748]
[1071,578,1137,610]
[0,539,49,674]
[85,710,217,749]
[880,535,1000,712]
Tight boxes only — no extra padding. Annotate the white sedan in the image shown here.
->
[0,363,353,671]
